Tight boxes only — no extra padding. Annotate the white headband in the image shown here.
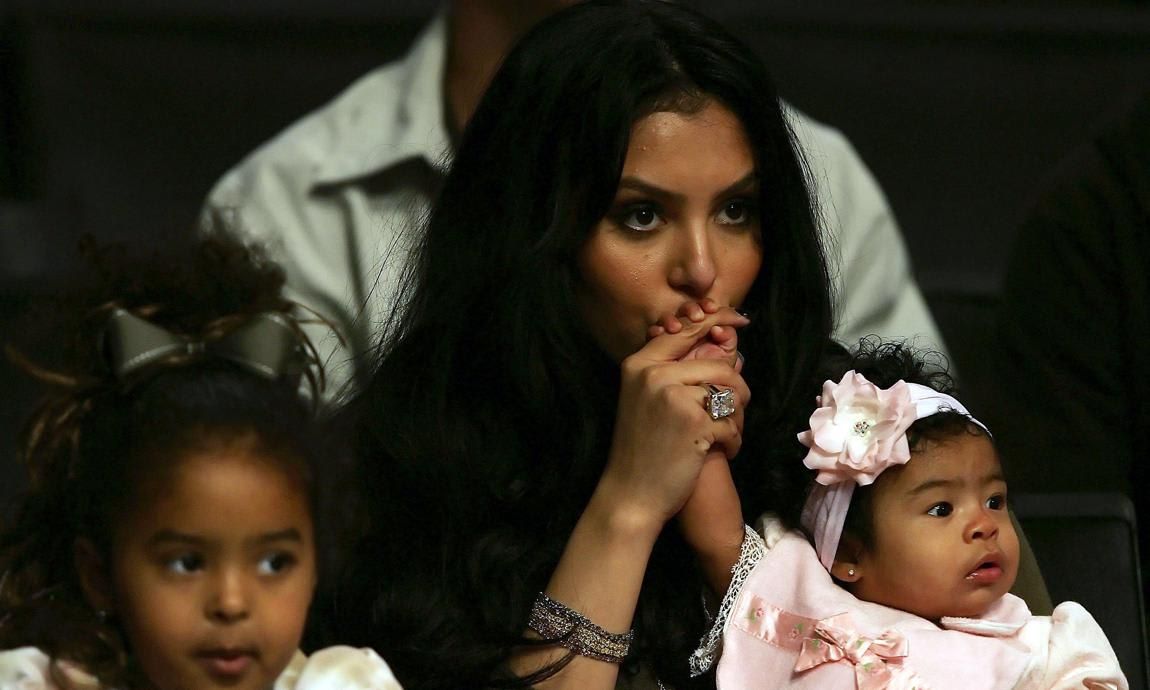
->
[797,371,989,571]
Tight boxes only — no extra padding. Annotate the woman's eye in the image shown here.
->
[926,502,952,517]
[717,199,754,226]
[619,205,663,232]
[986,494,1007,510]
[257,552,297,575]
[166,554,204,574]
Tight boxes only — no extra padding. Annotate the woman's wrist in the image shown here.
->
[585,476,667,548]
[512,475,662,685]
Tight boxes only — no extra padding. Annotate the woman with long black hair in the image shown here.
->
[331,1,834,687]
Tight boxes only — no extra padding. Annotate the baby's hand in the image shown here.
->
[647,298,743,370]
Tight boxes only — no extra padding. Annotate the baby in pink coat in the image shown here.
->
[706,343,1127,689]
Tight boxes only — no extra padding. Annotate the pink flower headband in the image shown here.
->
[798,370,989,571]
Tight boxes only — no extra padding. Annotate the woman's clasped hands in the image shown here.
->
[657,299,754,591]
[597,298,750,558]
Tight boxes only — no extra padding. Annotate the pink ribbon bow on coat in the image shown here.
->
[794,613,913,690]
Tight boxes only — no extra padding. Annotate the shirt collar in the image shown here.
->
[313,11,453,186]
[939,593,1032,637]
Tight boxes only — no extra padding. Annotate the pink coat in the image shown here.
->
[716,527,1127,689]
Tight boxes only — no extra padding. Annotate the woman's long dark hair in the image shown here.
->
[332,1,834,687]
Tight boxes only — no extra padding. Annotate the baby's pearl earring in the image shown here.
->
[847,568,856,577]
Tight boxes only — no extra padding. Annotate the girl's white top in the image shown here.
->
[0,645,402,690]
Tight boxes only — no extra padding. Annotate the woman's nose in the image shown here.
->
[668,221,717,297]
[206,569,251,623]
[964,507,1000,543]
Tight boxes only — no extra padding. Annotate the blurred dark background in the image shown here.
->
[2,0,1149,679]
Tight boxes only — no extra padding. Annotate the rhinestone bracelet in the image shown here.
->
[527,593,635,664]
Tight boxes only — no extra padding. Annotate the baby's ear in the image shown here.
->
[73,538,114,614]
[830,534,865,583]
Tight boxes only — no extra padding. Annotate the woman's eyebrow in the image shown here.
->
[616,171,758,204]
[718,172,759,197]
[617,176,684,203]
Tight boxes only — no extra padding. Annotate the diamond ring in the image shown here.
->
[704,383,736,420]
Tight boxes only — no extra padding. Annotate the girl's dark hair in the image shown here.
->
[0,235,321,688]
[825,338,988,551]
[333,1,833,687]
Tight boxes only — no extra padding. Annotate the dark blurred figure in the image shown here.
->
[994,91,1150,601]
